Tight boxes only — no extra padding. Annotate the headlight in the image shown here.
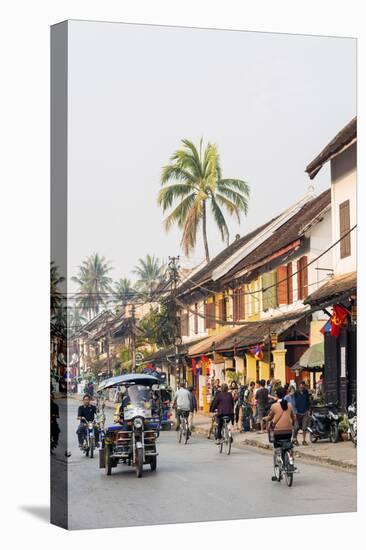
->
[134,418,143,429]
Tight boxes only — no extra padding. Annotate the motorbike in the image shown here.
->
[80,417,97,458]
[98,373,160,478]
[307,402,340,443]
[347,401,357,446]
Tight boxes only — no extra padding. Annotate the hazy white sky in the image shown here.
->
[67,20,356,287]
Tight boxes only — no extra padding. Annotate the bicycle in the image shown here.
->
[271,438,297,487]
[177,410,190,445]
[219,415,233,455]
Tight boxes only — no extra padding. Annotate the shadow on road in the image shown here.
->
[20,505,50,523]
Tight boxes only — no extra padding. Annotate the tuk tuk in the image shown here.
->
[97,373,160,478]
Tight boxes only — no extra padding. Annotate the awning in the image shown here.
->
[188,309,307,357]
[299,342,324,369]
[304,271,356,307]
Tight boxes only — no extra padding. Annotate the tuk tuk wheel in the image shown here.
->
[150,456,157,471]
[105,445,112,475]
[136,447,143,478]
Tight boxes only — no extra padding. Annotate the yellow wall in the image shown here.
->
[246,353,257,383]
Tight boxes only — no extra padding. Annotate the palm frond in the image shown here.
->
[163,193,197,231]
[158,183,195,210]
[210,197,230,242]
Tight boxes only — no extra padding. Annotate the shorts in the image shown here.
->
[296,413,309,431]
[257,406,266,422]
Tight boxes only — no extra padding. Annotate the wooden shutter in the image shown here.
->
[262,272,278,311]
[233,290,238,321]
[204,301,216,330]
[302,256,308,298]
[194,303,198,334]
[180,311,189,337]
[239,288,245,319]
[219,298,227,322]
[297,256,308,300]
[339,200,351,258]
[277,265,288,305]
[287,262,293,304]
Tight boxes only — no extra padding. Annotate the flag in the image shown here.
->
[250,343,263,360]
[320,319,332,335]
[330,305,349,337]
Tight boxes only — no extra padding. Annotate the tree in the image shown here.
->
[50,261,65,317]
[139,304,175,349]
[67,306,87,335]
[133,254,165,300]
[158,138,250,262]
[114,277,135,313]
[72,253,113,319]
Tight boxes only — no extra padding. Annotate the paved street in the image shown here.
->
[53,399,356,530]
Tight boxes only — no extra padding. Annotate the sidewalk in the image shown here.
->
[67,395,356,472]
[192,412,357,472]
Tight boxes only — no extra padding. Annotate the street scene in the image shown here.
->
[50,22,356,529]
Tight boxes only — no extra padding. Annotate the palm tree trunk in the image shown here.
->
[202,200,210,262]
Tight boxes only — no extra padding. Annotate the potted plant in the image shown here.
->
[338,414,350,441]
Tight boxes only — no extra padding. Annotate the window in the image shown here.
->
[180,310,189,337]
[277,263,293,305]
[204,301,216,330]
[262,271,278,311]
[194,303,199,334]
[297,256,308,300]
[233,287,245,321]
[339,200,351,258]
[219,298,227,322]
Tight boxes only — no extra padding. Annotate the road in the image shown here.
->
[52,399,356,530]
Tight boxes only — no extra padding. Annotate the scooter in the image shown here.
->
[347,401,357,446]
[80,417,97,458]
[307,402,340,443]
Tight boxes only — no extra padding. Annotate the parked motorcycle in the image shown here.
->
[80,417,97,458]
[347,401,357,446]
[307,402,340,443]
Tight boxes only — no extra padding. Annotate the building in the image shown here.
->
[305,117,357,410]
[174,188,333,409]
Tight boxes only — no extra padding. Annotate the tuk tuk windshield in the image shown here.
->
[126,384,152,405]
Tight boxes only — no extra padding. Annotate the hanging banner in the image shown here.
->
[250,343,263,360]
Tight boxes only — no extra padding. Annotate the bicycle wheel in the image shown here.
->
[184,419,189,445]
[178,421,183,444]
[284,452,294,487]
[225,425,232,455]
[273,451,281,482]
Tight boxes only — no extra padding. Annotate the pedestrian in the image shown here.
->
[187,386,197,432]
[244,381,256,431]
[283,383,289,395]
[255,379,270,433]
[210,383,234,444]
[294,381,311,446]
[316,374,324,397]
[212,378,221,398]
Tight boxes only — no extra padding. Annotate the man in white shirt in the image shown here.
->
[173,382,191,432]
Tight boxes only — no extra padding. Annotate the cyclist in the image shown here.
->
[210,383,234,445]
[264,386,295,454]
[173,382,191,433]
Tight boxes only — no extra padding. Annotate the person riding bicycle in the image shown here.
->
[210,383,234,445]
[77,393,99,447]
[173,382,191,433]
[263,386,295,454]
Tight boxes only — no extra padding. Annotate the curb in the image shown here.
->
[193,425,356,472]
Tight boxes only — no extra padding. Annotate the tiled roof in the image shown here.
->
[188,310,307,356]
[306,117,357,180]
[221,189,331,283]
[304,271,357,306]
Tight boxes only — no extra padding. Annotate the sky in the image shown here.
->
[67,20,356,289]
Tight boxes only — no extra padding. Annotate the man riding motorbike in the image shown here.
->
[77,394,99,447]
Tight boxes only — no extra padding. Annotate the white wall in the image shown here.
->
[330,142,357,275]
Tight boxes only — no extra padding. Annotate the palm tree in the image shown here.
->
[67,305,87,335]
[133,255,164,300]
[158,138,250,262]
[50,261,65,317]
[114,277,135,313]
[72,253,113,319]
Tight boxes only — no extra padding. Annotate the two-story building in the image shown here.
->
[304,117,357,409]
[174,187,332,409]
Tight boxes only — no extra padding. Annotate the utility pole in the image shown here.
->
[131,304,136,373]
[168,256,181,388]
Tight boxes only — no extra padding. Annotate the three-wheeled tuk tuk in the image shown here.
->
[98,374,160,478]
